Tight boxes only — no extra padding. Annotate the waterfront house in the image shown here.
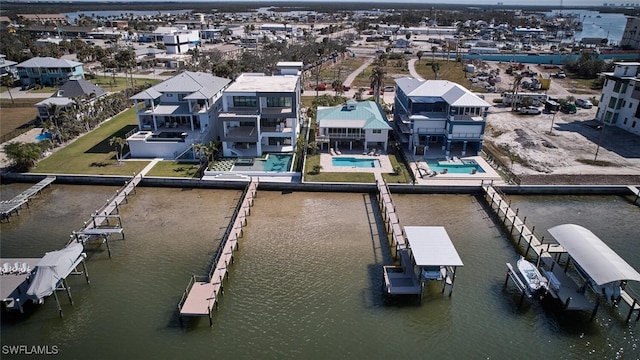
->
[127,71,231,159]
[316,100,391,152]
[393,78,490,158]
[16,57,84,88]
[596,62,640,136]
[218,66,301,157]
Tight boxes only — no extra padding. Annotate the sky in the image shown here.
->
[10,0,622,6]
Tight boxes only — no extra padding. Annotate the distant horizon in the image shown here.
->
[2,0,633,8]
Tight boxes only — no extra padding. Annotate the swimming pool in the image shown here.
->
[264,153,293,172]
[426,159,485,174]
[332,157,380,168]
[35,132,52,141]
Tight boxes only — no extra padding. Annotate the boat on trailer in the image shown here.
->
[516,257,548,294]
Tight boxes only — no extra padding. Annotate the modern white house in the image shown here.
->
[218,67,301,157]
[316,100,392,152]
[595,62,640,136]
[393,78,490,158]
[127,71,231,159]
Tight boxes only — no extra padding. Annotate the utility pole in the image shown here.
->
[594,124,605,162]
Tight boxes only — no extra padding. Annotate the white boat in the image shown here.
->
[516,257,548,293]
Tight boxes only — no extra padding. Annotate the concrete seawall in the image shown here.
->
[2,173,637,196]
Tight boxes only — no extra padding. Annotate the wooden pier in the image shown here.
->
[178,178,258,327]
[628,185,640,206]
[0,176,56,222]
[375,174,407,256]
[68,173,143,256]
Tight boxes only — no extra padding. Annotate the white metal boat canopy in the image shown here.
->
[548,224,640,285]
[404,226,464,267]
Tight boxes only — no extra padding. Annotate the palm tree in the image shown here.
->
[416,50,423,65]
[353,87,365,101]
[431,63,440,80]
[3,142,43,172]
[109,136,127,165]
[369,66,385,104]
[431,45,438,61]
[511,73,523,111]
[331,79,344,95]
[1,75,15,104]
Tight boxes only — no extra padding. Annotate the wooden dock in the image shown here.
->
[375,174,407,255]
[0,176,56,222]
[68,172,143,256]
[178,178,258,327]
[628,185,640,206]
[482,184,565,261]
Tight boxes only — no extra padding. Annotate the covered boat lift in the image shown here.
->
[382,226,463,302]
[546,224,640,322]
[26,243,90,317]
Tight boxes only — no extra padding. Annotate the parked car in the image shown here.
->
[554,71,566,79]
[404,50,413,55]
[519,106,542,115]
[560,103,577,114]
[575,99,593,109]
[383,86,395,92]
[315,83,327,91]
[368,88,383,95]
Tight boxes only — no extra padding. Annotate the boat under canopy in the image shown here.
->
[548,224,640,286]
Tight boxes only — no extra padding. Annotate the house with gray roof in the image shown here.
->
[35,78,107,121]
[16,57,84,88]
[316,100,392,152]
[393,78,490,158]
[127,71,231,159]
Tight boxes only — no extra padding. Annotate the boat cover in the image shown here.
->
[26,243,84,299]
[548,224,640,285]
[405,226,463,267]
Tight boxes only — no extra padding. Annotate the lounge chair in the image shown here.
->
[0,263,10,275]
[374,149,381,156]
[336,149,342,155]
[18,262,30,274]
[330,148,337,156]
[11,262,20,274]
[368,148,376,156]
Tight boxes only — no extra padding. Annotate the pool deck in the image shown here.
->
[320,151,394,173]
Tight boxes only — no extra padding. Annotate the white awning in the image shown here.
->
[26,243,85,299]
[548,224,640,285]
[405,226,464,267]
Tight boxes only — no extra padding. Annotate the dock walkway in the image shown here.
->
[178,178,258,326]
[375,174,406,254]
[0,176,55,221]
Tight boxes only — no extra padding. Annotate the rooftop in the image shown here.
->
[396,78,490,108]
[225,73,299,93]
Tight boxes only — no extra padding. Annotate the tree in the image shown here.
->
[353,87,365,101]
[431,45,438,61]
[369,66,385,104]
[416,50,423,64]
[431,63,440,80]
[3,142,43,172]
[511,73,523,111]
[109,136,127,165]
[331,79,344,95]
[2,75,15,104]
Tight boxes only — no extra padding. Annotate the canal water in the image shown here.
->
[1,185,638,359]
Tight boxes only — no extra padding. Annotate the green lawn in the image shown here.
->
[145,161,200,178]
[414,60,488,92]
[89,75,161,92]
[31,107,150,175]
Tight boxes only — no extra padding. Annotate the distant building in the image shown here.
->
[16,57,84,87]
[620,17,640,50]
[393,78,490,158]
[0,54,18,80]
[35,78,107,121]
[18,14,68,25]
[596,62,640,136]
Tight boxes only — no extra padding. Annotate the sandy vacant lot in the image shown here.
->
[478,62,640,185]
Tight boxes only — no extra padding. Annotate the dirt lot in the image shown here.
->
[480,62,640,184]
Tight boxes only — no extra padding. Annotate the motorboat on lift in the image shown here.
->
[516,257,548,294]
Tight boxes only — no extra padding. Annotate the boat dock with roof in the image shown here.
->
[376,176,463,302]
[0,176,55,222]
[178,178,258,326]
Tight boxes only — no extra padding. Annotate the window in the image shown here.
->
[612,113,618,124]
[266,97,292,107]
[623,118,628,125]
[233,96,257,107]
[604,111,612,123]
[372,129,382,134]
[621,82,628,93]
[633,121,636,128]
[178,94,186,101]
[613,81,622,92]
[608,97,617,108]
